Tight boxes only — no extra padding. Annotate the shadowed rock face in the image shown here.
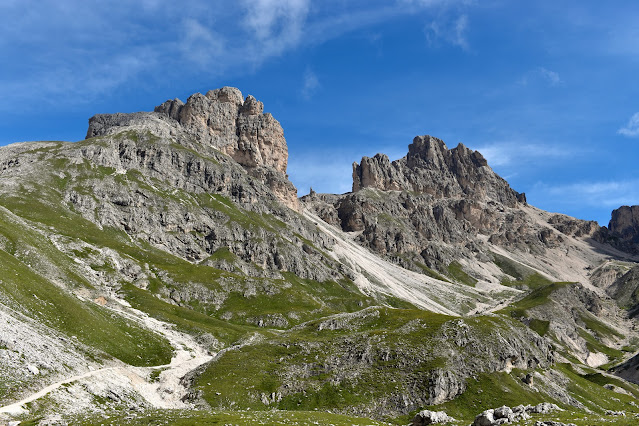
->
[87,87,297,209]
[608,206,639,249]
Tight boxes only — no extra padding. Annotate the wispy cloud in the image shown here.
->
[0,0,472,111]
[537,67,561,86]
[425,14,470,50]
[180,18,226,68]
[301,68,320,99]
[472,141,572,168]
[519,67,562,87]
[531,179,639,209]
[618,112,639,137]
[240,0,310,58]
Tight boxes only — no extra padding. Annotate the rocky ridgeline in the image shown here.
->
[87,87,297,209]
[353,135,523,206]
[303,135,600,274]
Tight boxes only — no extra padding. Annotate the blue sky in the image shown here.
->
[1,1,638,225]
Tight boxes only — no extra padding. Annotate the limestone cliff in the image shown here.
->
[87,87,297,209]
[305,135,547,273]
[352,135,523,206]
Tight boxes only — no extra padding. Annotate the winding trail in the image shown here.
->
[0,296,214,418]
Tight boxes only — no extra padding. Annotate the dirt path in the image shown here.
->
[0,296,213,417]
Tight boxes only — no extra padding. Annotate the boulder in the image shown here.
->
[411,409,454,425]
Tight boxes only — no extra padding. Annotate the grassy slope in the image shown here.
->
[0,207,174,368]
[66,409,392,425]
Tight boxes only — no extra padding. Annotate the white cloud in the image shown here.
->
[0,0,472,111]
[180,18,226,67]
[519,67,561,87]
[425,14,469,50]
[301,69,320,99]
[241,0,310,57]
[618,112,639,137]
[453,14,469,49]
[531,179,639,209]
[472,141,572,168]
[537,67,561,86]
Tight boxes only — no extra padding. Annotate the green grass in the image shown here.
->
[492,253,552,290]
[579,313,624,340]
[576,328,625,367]
[500,281,572,319]
[193,307,454,414]
[414,260,450,282]
[120,284,251,346]
[501,273,553,290]
[191,309,557,423]
[528,318,550,336]
[0,249,173,366]
[66,409,391,425]
[424,370,551,422]
[555,363,639,413]
[447,261,477,287]
[209,246,238,262]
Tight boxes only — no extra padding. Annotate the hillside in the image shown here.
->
[1,88,639,425]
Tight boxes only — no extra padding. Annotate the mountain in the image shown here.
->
[1,88,639,425]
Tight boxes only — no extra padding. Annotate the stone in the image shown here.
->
[529,402,559,414]
[411,409,454,425]
[305,134,562,274]
[493,405,514,422]
[523,373,534,385]
[473,409,495,426]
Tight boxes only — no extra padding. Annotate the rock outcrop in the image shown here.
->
[87,87,297,209]
[604,205,639,254]
[472,403,561,426]
[607,266,639,317]
[412,409,454,425]
[304,135,555,274]
[352,135,521,206]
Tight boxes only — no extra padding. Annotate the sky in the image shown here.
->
[1,0,638,226]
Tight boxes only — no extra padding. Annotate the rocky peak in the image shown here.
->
[604,205,639,254]
[87,87,288,174]
[353,135,521,207]
[86,87,297,209]
[609,206,639,238]
[239,95,264,115]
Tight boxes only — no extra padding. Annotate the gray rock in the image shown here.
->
[529,402,560,414]
[304,134,565,275]
[493,405,514,422]
[87,86,297,209]
[473,409,495,426]
[411,409,454,425]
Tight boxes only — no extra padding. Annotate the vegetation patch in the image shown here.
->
[0,249,173,366]
[447,261,477,287]
[66,409,390,425]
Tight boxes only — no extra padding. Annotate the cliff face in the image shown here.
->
[87,87,297,209]
[352,135,523,207]
[305,135,556,272]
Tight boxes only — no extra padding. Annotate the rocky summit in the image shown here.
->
[1,88,639,426]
